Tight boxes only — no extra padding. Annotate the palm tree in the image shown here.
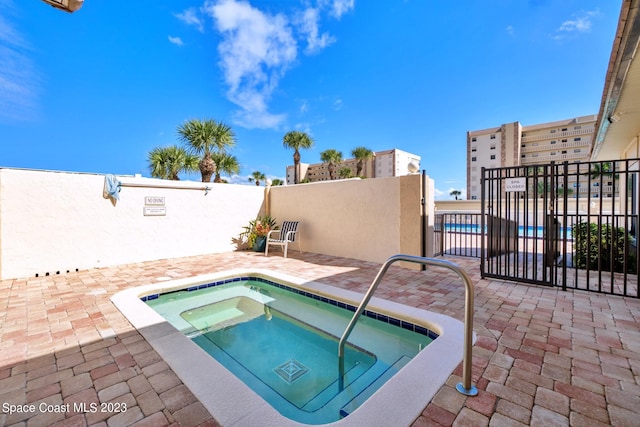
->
[320,149,343,180]
[283,131,314,184]
[450,189,462,200]
[271,178,284,186]
[147,145,199,180]
[351,146,374,177]
[589,162,618,180]
[249,171,266,186]
[338,167,353,179]
[177,119,236,182]
[210,152,240,183]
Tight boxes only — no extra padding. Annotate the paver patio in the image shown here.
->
[1,251,639,426]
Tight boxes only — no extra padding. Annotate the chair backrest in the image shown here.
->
[281,221,299,242]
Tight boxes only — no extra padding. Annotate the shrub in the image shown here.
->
[572,222,636,273]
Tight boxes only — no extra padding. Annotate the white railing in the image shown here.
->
[337,254,478,397]
[521,127,593,143]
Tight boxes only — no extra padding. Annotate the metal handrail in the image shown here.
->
[337,254,478,396]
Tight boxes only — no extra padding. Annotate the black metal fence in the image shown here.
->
[434,213,483,258]
[433,160,639,298]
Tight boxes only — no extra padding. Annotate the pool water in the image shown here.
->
[145,278,435,424]
[443,223,572,237]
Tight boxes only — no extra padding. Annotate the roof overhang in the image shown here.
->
[41,0,84,13]
[591,0,640,161]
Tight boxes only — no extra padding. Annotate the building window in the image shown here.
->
[471,147,477,152]
[490,145,496,150]
[471,157,477,161]
[551,140,557,144]
[575,126,582,130]
[490,155,496,160]
[574,137,581,141]
[551,152,556,155]
[562,139,568,143]
[490,134,496,139]
[593,193,599,198]
[471,196,477,200]
[562,150,567,154]
[593,182,599,187]
[574,149,581,153]
[561,128,567,131]
[551,130,556,133]
[521,154,526,158]
[521,144,526,148]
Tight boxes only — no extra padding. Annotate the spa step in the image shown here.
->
[339,355,412,418]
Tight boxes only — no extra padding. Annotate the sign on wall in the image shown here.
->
[144,196,166,216]
[145,196,165,206]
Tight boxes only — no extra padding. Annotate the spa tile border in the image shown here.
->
[140,276,439,340]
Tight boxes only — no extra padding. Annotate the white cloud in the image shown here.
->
[204,0,297,129]
[298,7,335,54]
[299,99,308,113]
[0,5,39,122]
[506,25,514,36]
[168,36,184,46]
[554,9,598,39]
[332,98,343,110]
[293,122,312,135]
[198,0,353,130]
[325,0,355,19]
[176,8,205,32]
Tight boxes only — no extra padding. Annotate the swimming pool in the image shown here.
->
[112,269,467,426]
[442,223,572,237]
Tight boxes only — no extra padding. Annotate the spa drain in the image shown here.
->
[273,359,309,384]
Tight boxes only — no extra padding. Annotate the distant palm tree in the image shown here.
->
[320,149,343,180]
[249,171,266,186]
[177,119,236,182]
[351,146,374,177]
[271,178,284,186]
[210,152,240,183]
[338,167,353,179]
[589,162,618,180]
[450,189,462,200]
[283,131,314,184]
[147,145,199,180]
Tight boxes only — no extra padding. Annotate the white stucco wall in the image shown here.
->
[267,175,429,264]
[0,169,265,280]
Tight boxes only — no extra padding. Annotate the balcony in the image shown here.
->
[521,127,593,143]
[520,139,591,154]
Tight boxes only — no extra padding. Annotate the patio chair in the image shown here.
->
[265,221,302,258]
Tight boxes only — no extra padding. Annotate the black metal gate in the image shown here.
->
[481,159,640,298]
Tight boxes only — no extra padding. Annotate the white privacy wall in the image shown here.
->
[0,169,265,280]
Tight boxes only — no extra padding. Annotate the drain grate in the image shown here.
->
[274,359,309,384]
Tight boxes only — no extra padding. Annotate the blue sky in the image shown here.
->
[0,0,621,198]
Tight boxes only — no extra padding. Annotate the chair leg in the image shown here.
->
[265,242,269,257]
[283,242,288,258]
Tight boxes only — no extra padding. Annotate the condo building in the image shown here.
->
[466,115,598,200]
[286,148,421,184]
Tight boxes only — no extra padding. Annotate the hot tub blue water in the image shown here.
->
[144,277,436,424]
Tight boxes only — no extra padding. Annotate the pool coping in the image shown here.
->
[111,268,470,427]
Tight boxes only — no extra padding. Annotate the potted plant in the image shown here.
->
[240,215,278,252]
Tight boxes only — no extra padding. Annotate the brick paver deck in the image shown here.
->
[1,251,639,426]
